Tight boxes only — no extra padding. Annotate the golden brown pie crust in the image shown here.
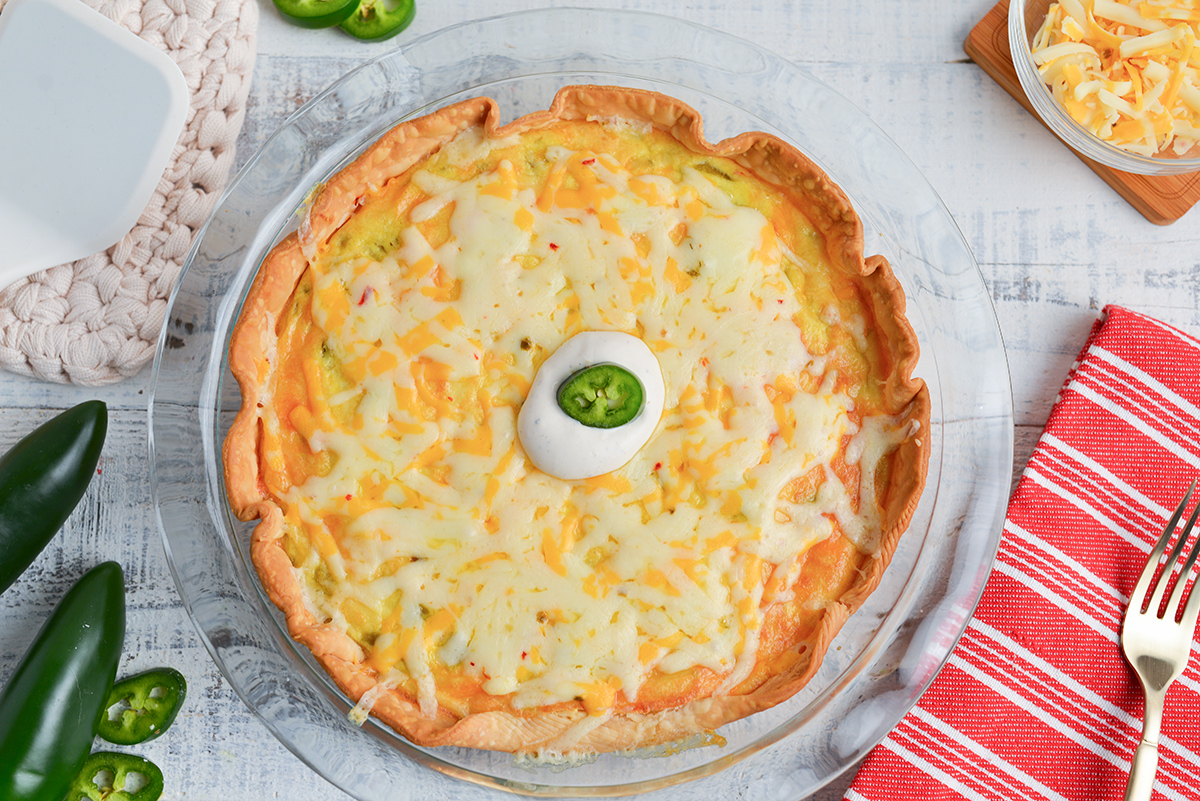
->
[224,85,931,755]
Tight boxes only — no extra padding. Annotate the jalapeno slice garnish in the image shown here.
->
[556,363,644,429]
[272,0,360,29]
[98,668,187,745]
[339,0,415,41]
[69,752,164,801]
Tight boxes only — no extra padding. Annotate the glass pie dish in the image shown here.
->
[148,8,1014,800]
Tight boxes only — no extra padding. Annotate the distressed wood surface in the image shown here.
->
[1,0,1196,798]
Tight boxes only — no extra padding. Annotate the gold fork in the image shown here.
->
[1121,481,1200,801]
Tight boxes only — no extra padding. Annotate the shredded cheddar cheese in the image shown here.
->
[1032,0,1200,156]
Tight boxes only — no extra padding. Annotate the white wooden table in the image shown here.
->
[4,1,1199,798]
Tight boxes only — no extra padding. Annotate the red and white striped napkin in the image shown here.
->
[846,306,1200,801]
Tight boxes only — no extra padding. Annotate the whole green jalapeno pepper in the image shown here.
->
[67,752,163,801]
[99,668,187,745]
[0,561,126,801]
[0,400,108,595]
[557,363,645,429]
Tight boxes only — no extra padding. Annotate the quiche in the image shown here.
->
[223,85,931,756]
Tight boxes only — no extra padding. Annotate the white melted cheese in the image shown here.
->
[283,127,909,716]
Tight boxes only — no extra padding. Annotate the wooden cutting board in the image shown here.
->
[964,0,1200,225]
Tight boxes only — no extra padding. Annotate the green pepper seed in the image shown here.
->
[556,364,644,429]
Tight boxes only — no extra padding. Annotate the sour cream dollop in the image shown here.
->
[517,331,665,480]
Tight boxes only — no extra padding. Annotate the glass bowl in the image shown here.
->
[148,8,1013,800]
[1009,0,1200,175]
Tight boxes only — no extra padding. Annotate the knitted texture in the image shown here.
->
[0,0,257,384]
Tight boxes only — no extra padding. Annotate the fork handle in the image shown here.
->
[1123,739,1159,801]
[1124,690,1165,801]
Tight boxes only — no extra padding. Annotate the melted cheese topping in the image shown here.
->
[263,120,910,718]
[1032,0,1200,156]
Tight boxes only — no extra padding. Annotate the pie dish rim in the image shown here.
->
[146,9,1013,797]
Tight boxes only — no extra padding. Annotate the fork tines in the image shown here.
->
[1134,480,1200,622]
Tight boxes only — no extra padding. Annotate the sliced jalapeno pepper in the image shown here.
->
[98,668,187,745]
[557,363,644,429]
[272,0,360,29]
[68,752,163,801]
[339,0,415,41]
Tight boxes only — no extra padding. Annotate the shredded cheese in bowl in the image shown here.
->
[1031,0,1200,157]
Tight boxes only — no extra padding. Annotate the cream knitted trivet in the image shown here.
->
[0,0,257,384]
